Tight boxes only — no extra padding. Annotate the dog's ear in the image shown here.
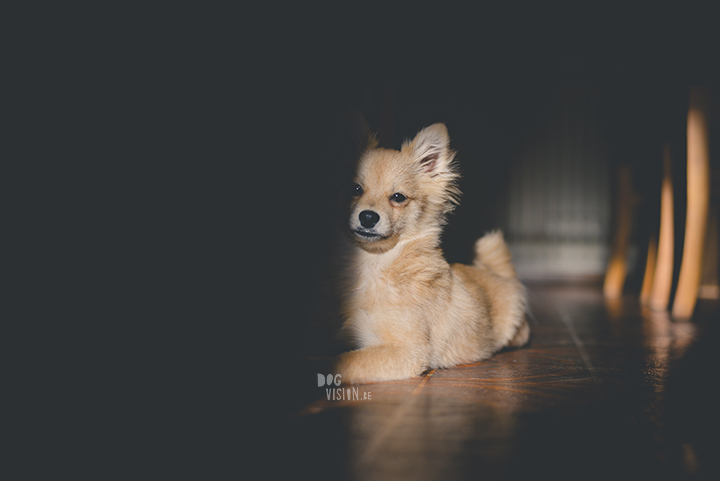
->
[347,111,374,156]
[407,123,451,174]
[404,123,461,211]
[336,111,376,166]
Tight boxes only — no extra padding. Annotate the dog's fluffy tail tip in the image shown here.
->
[474,230,516,278]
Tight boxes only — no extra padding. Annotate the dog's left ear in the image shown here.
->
[407,123,451,174]
[405,123,461,211]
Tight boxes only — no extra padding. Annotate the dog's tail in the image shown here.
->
[473,230,517,278]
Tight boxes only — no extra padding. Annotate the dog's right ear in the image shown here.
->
[346,110,373,156]
[336,111,376,166]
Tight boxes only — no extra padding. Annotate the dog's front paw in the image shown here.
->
[334,351,366,385]
[334,346,425,384]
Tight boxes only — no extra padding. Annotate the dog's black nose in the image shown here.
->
[359,210,380,228]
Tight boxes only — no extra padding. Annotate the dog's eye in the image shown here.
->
[352,183,363,196]
[390,193,407,203]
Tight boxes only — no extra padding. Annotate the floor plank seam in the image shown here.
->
[555,302,602,385]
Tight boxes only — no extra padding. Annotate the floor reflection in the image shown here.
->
[289,284,718,480]
[348,394,520,480]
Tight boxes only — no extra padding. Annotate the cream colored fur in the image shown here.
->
[333,122,528,384]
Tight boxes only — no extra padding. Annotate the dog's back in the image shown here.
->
[423,231,528,370]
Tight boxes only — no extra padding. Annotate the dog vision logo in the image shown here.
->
[317,374,372,401]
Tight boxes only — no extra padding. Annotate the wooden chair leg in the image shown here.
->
[672,88,711,321]
[649,143,675,311]
[604,164,633,299]
[640,236,657,305]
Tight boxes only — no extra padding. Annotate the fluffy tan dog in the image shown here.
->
[333,121,529,384]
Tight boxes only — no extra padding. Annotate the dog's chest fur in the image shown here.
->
[343,246,403,338]
[340,239,452,347]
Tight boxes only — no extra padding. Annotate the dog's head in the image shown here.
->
[348,123,460,254]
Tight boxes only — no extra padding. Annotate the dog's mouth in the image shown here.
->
[353,229,386,241]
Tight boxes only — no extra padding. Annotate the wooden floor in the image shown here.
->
[283,282,720,481]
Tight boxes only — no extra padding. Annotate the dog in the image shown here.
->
[328,119,529,384]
